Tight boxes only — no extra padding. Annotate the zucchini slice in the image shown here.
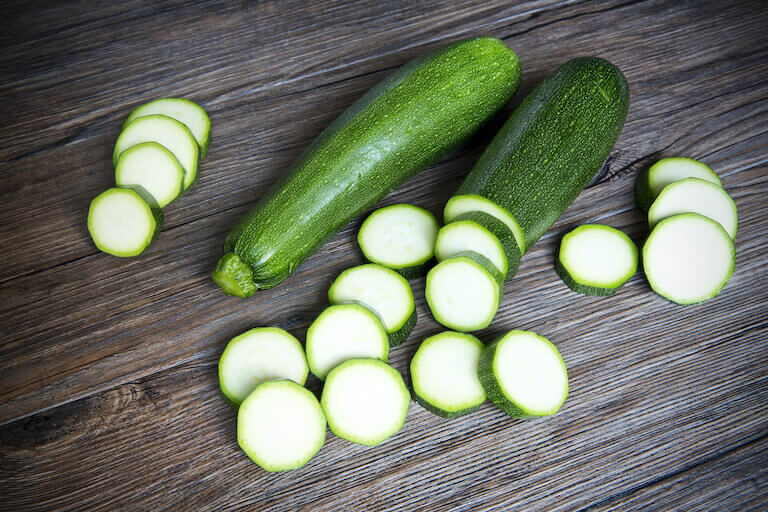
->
[218,327,309,406]
[321,359,410,446]
[636,157,721,211]
[124,98,211,157]
[643,213,735,305]
[114,114,200,191]
[444,194,525,252]
[425,251,502,332]
[410,331,486,418]
[555,224,638,296]
[478,330,569,418]
[87,187,162,257]
[328,264,416,347]
[114,142,184,208]
[435,219,509,277]
[358,204,439,278]
[237,380,326,472]
[451,211,522,279]
[648,177,737,239]
[306,303,389,380]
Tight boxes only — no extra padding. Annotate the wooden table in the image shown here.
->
[2,1,766,510]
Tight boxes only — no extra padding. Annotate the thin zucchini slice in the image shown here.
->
[648,177,738,239]
[425,251,502,332]
[87,187,162,257]
[452,211,522,279]
[124,98,211,157]
[358,204,439,278]
[478,330,569,418]
[321,359,410,446]
[114,114,200,191]
[636,157,722,211]
[306,303,389,380]
[444,194,526,252]
[435,219,509,277]
[555,224,638,295]
[643,213,734,305]
[237,380,326,472]
[328,264,416,347]
[114,142,184,208]
[218,327,309,406]
[410,331,486,418]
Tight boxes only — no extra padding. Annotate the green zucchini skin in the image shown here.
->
[214,38,522,296]
[456,57,629,249]
[452,211,522,280]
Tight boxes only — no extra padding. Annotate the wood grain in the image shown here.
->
[1,0,767,510]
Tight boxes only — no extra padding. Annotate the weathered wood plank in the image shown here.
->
[0,304,765,511]
[1,0,766,426]
[587,436,768,511]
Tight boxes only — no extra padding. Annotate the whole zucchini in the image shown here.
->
[213,38,522,296]
[456,57,629,250]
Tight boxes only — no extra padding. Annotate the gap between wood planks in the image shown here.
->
[576,431,768,511]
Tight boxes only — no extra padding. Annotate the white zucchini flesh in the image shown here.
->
[114,114,200,191]
[124,98,212,157]
[410,332,486,417]
[636,157,721,210]
[478,330,568,418]
[444,194,525,252]
[87,187,161,257]
[327,264,415,346]
[643,213,735,305]
[321,359,410,446]
[237,380,326,472]
[648,177,738,239]
[357,204,439,273]
[114,142,184,208]
[645,157,721,198]
[425,254,500,332]
[434,220,508,276]
[306,304,389,380]
[218,327,309,406]
[556,224,638,295]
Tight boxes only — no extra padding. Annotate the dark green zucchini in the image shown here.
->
[456,57,629,249]
[213,38,522,297]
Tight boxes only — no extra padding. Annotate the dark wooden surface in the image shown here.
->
[1,1,767,510]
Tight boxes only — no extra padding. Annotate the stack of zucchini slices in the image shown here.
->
[87,98,211,257]
[638,158,736,305]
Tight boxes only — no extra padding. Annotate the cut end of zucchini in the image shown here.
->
[124,98,212,157]
[426,252,502,332]
[306,304,389,380]
[556,224,638,296]
[648,177,737,239]
[636,157,721,211]
[643,213,734,305]
[478,330,569,418]
[410,331,486,418]
[444,194,526,252]
[219,327,308,406]
[114,114,200,191]
[328,264,416,347]
[237,380,326,472]
[358,204,439,277]
[321,359,410,446]
[213,253,258,298]
[87,187,162,257]
[115,141,185,208]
